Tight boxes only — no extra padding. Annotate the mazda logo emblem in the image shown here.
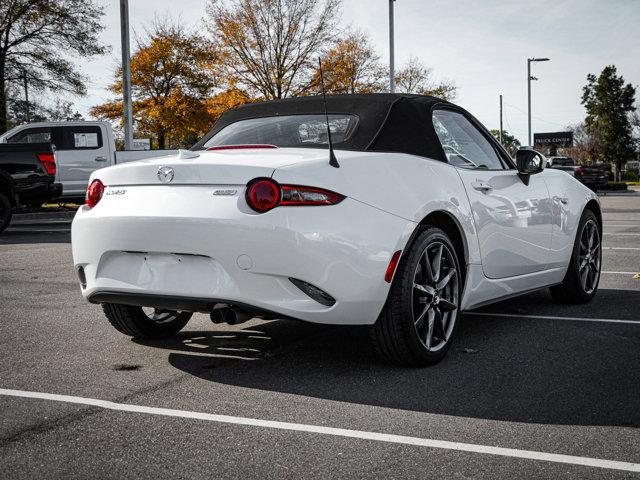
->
[157,166,174,183]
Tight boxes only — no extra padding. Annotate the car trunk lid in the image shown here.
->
[94,148,330,186]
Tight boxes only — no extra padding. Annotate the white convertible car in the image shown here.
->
[72,94,602,366]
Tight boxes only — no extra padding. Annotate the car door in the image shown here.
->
[55,125,109,197]
[432,109,553,279]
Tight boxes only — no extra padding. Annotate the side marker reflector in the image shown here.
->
[385,250,402,283]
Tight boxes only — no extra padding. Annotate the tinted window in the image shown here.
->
[433,110,505,170]
[58,126,103,150]
[7,127,51,144]
[204,114,359,149]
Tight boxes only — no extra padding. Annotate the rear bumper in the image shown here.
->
[14,180,62,203]
[86,291,290,319]
[50,182,63,197]
[71,187,415,325]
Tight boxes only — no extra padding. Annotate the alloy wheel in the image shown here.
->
[579,219,601,294]
[412,241,459,352]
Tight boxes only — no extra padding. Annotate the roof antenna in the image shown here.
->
[318,58,339,168]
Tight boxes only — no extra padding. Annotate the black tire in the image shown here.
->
[0,191,12,234]
[370,226,462,367]
[102,303,192,339]
[550,209,601,303]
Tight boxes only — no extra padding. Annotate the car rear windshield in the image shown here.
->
[203,114,359,149]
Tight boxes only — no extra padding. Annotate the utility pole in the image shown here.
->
[527,57,549,147]
[23,71,30,122]
[389,0,395,93]
[120,0,133,150]
[527,60,531,146]
[499,94,503,145]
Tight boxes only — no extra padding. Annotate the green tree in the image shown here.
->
[0,0,108,132]
[490,129,521,157]
[581,65,636,177]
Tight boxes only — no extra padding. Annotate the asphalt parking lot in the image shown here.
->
[1,195,639,479]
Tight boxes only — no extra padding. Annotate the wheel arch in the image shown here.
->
[413,210,469,290]
[584,199,602,231]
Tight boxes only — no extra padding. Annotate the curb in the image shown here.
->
[12,211,77,221]
[597,190,639,197]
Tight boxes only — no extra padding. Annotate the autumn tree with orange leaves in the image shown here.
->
[395,57,457,101]
[311,30,385,94]
[91,20,218,149]
[91,4,459,148]
[312,35,457,100]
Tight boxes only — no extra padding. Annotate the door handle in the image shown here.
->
[94,156,107,162]
[471,181,493,192]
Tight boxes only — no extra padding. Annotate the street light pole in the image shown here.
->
[527,59,531,146]
[527,57,549,147]
[120,0,133,150]
[389,0,395,93]
[499,94,503,145]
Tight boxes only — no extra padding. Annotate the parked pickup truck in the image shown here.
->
[0,121,177,199]
[0,142,62,232]
[547,156,608,190]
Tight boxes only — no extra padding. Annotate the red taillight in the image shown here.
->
[207,144,278,151]
[575,166,585,175]
[246,178,281,212]
[85,179,105,208]
[37,152,56,175]
[385,250,402,283]
[281,185,345,206]
[245,179,345,213]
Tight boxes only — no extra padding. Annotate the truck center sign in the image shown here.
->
[533,131,573,148]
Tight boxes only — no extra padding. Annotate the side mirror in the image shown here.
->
[515,148,546,184]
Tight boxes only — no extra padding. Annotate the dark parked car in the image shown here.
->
[547,157,607,190]
[0,142,62,232]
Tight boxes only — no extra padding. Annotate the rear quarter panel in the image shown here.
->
[272,150,481,265]
[542,168,599,269]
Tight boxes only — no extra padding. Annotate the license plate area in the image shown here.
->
[96,251,225,297]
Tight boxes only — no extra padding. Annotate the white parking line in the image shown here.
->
[603,232,640,236]
[602,271,639,275]
[465,312,639,325]
[1,388,638,473]
[602,247,640,251]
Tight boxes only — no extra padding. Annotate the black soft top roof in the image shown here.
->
[192,93,455,161]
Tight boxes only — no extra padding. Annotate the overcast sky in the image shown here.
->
[75,0,640,144]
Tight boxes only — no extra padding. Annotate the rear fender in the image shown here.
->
[272,151,481,265]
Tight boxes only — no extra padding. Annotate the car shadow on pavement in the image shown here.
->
[135,288,640,428]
